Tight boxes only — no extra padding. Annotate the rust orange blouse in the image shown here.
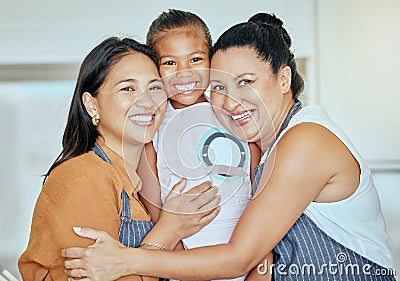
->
[18,141,156,281]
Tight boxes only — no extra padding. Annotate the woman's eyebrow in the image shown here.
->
[209,79,223,84]
[114,78,162,88]
[149,78,163,84]
[115,78,136,86]
[210,72,257,84]
[237,72,257,78]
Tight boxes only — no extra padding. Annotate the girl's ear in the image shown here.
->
[82,92,99,119]
[279,65,292,94]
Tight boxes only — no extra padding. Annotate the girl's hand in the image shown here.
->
[62,227,126,281]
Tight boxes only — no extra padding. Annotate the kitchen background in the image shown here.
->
[0,0,399,278]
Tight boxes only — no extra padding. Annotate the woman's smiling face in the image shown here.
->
[90,52,167,150]
[210,47,287,146]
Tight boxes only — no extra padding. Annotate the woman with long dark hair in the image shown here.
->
[18,36,220,281]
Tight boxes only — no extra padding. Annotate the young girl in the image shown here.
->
[139,9,261,281]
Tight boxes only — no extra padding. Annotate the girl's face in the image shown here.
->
[154,28,210,109]
[210,47,290,148]
[85,52,167,153]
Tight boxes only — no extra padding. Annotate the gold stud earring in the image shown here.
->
[92,116,100,126]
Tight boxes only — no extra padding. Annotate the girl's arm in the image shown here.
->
[137,142,162,221]
[136,142,192,252]
[64,123,358,281]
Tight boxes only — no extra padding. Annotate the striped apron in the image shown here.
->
[252,103,396,280]
[92,143,168,280]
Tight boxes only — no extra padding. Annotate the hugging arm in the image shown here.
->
[137,142,162,222]
[137,142,188,252]
[63,177,221,281]
[120,124,334,279]
[244,251,273,281]
[246,142,272,281]
[63,124,337,280]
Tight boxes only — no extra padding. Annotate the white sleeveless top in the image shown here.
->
[155,101,252,271]
[262,105,394,268]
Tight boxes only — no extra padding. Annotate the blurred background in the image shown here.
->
[0,0,399,279]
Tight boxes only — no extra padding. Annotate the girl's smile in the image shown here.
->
[154,28,210,109]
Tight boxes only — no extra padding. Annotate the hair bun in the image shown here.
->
[248,13,283,29]
[248,13,291,47]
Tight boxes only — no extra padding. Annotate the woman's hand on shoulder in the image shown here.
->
[62,227,127,281]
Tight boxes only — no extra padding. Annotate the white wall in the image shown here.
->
[316,0,400,162]
[0,0,314,64]
[317,0,400,273]
[0,82,72,278]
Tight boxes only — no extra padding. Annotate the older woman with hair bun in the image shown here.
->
[62,13,395,281]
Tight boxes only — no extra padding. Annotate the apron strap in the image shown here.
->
[264,100,302,159]
[253,101,302,194]
[91,143,112,164]
[91,143,130,218]
[120,190,131,218]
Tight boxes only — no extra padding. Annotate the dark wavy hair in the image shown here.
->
[44,37,158,180]
[212,13,304,100]
[146,9,212,56]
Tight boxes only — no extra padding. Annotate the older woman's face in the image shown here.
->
[210,47,284,146]
[94,52,167,149]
